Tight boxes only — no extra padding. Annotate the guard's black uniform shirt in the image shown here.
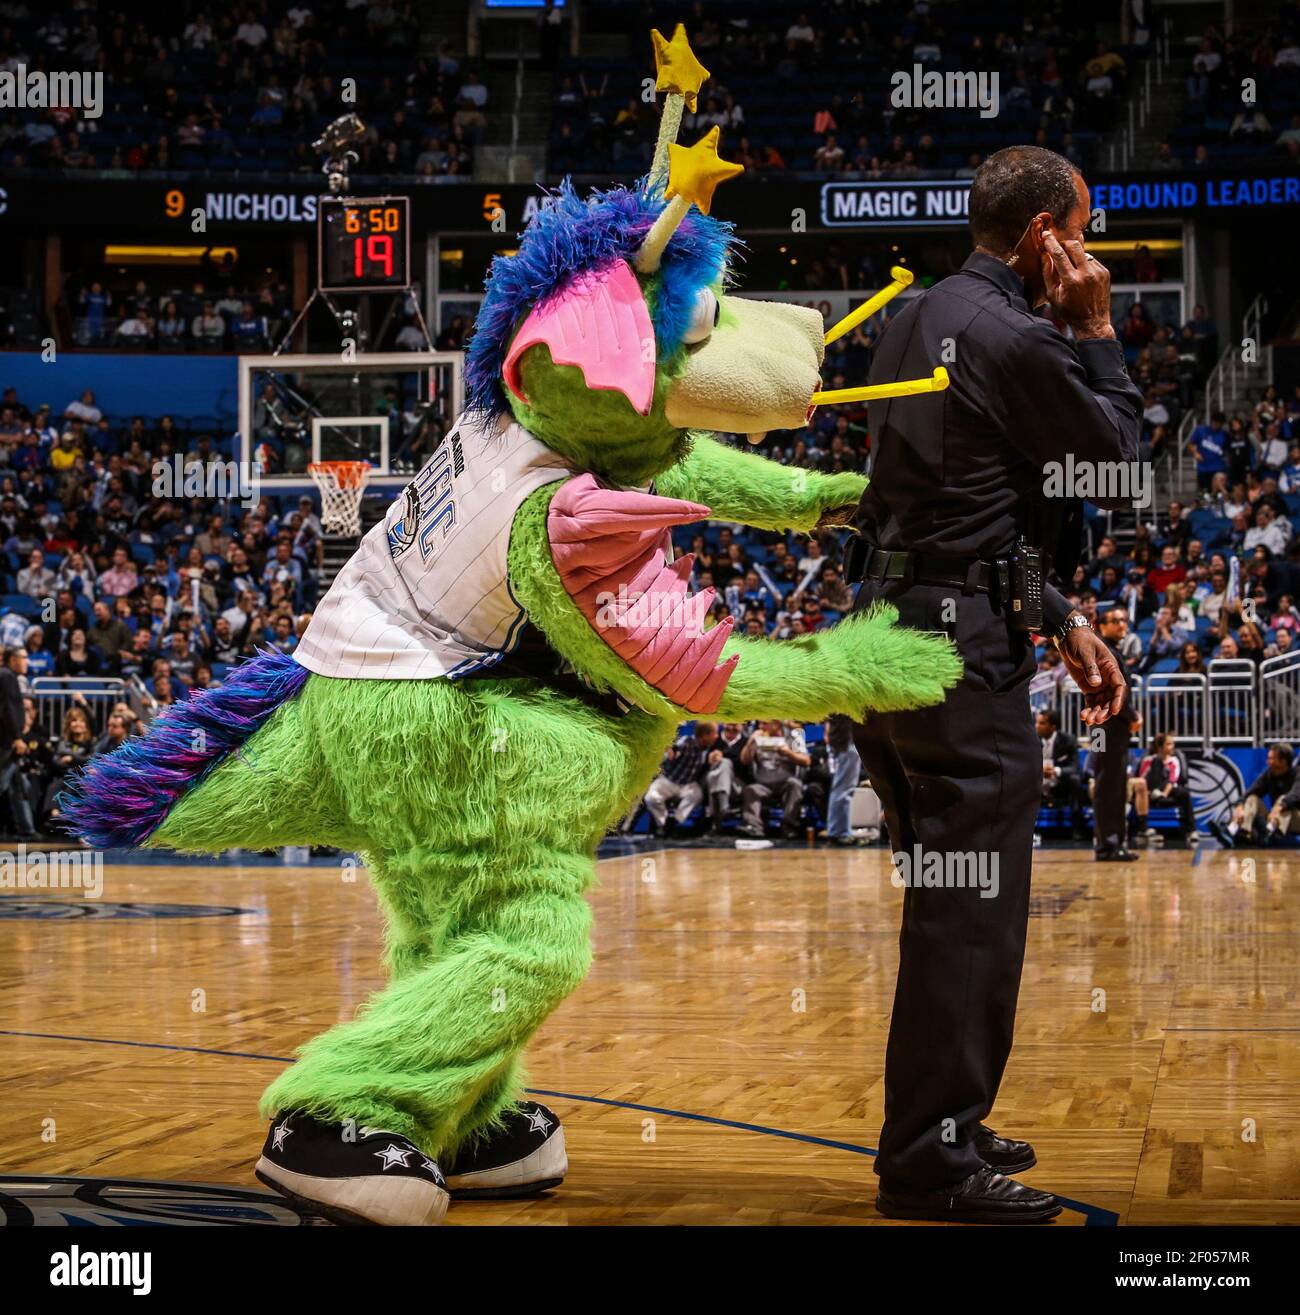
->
[857,251,1144,627]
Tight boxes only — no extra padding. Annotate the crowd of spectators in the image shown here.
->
[1028,384,1300,701]
[0,382,323,836]
[552,2,1140,177]
[68,267,295,351]
[0,2,485,179]
[1160,10,1300,167]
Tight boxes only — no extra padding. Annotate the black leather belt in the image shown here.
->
[852,541,1008,600]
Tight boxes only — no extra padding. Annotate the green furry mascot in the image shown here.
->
[64,27,959,1226]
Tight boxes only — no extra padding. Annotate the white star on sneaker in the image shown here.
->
[525,1108,553,1136]
[271,1120,293,1152]
[420,1156,444,1185]
[374,1142,413,1170]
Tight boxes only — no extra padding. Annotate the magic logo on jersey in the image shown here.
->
[388,429,466,562]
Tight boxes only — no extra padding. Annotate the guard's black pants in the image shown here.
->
[852,581,1039,1191]
[1092,723,1132,854]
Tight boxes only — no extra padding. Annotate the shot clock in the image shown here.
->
[318,196,411,292]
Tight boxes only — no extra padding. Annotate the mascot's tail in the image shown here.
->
[61,650,310,849]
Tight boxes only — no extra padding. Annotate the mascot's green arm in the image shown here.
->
[655,434,868,534]
[507,483,962,723]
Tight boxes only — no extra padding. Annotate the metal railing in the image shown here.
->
[1206,293,1270,419]
[30,678,127,740]
[1045,657,1291,751]
[1260,651,1300,742]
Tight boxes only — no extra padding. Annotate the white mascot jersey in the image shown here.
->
[294,411,576,680]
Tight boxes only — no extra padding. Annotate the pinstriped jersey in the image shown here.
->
[293,411,577,680]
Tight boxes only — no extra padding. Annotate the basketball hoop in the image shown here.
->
[309,460,372,537]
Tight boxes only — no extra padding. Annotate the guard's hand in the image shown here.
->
[1041,233,1114,341]
[1058,624,1126,725]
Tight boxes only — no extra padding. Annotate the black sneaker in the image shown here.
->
[254,1112,449,1226]
[443,1101,567,1200]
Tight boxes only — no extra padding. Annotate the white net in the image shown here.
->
[309,461,371,536]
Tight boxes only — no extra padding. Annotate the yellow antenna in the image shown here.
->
[824,266,914,345]
[811,367,950,407]
[647,25,709,193]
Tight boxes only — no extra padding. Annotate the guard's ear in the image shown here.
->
[503,259,656,416]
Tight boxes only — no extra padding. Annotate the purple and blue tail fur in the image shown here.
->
[61,650,310,849]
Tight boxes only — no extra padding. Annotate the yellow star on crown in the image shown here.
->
[651,24,709,112]
[665,127,744,215]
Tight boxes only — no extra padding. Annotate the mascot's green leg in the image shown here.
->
[250,674,666,1158]
[259,840,594,1155]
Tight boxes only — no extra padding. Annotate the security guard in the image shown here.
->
[849,147,1141,1223]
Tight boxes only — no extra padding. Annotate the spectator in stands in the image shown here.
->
[16,547,54,599]
[1143,606,1192,671]
[88,600,131,672]
[643,721,717,835]
[1147,544,1187,593]
[1266,627,1296,659]
[191,301,226,347]
[92,712,131,757]
[56,629,102,678]
[98,547,139,598]
[11,697,50,839]
[1188,411,1229,491]
[1178,641,1206,675]
[738,720,810,840]
[703,722,749,833]
[231,302,269,350]
[44,703,95,830]
[1210,743,1299,848]
[1036,708,1088,840]
[1138,733,1197,845]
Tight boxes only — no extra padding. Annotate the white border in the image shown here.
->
[238,351,464,489]
[309,414,389,469]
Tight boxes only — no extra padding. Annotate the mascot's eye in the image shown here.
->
[681,288,719,344]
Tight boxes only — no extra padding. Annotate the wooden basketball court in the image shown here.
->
[2,842,1297,1226]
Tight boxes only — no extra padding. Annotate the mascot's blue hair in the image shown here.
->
[465,178,735,419]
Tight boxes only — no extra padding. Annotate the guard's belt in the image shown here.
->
[848,540,1009,600]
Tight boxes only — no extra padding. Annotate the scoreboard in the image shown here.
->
[317,195,411,291]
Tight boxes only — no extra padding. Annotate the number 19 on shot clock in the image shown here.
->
[318,196,411,292]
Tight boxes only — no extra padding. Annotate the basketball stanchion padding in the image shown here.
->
[309,460,372,537]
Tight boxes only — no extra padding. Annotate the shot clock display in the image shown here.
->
[318,196,411,292]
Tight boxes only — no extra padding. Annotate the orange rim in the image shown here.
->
[308,460,371,489]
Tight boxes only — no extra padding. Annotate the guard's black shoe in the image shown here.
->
[876,1164,1060,1224]
[254,1112,449,1226]
[443,1101,567,1199]
[1207,820,1237,849]
[1096,847,1140,862]
[975,1123,1037,1174]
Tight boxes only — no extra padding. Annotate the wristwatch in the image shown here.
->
[1053,613,1092,647]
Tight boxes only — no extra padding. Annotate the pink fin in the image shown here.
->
[547,473,736,713]
[503,259,656,416]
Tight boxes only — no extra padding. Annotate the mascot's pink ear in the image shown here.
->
[502,259,656,416]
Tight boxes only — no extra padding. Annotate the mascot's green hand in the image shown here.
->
[812,471,869,533]
[713,605,962,723]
